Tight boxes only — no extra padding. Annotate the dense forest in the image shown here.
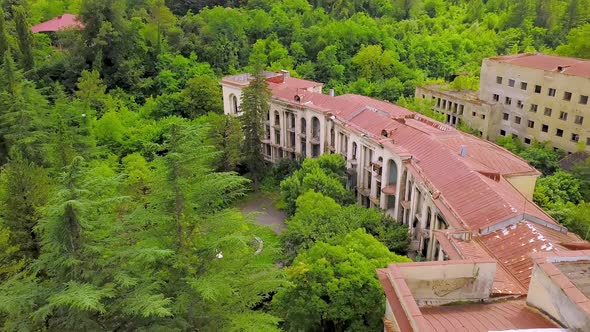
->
[0,0,588,330]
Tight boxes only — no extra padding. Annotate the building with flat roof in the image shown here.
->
[416,53,590,153]
[378,250,590,331]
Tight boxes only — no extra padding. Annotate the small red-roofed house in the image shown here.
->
[31,14,84,34]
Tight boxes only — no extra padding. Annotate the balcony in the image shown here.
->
[382,183,397,195]
[359,187,370,196]
[374,174,382,182]
[310,136,320,145]
[287,126,296,132]
[372,160,382,169]
[401,200,411,209]
[369,195,380,205]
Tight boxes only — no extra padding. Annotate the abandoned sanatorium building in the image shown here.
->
[221,71,590,330]
[416,53,590,153]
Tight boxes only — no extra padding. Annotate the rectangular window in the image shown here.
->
[571,133,580,142]
[527,120,535,128]
[500,129,506,136]
[508,79,515,87]
[524,137,531,144]
[559,111,568,120]
[548,88,556,97]
[542,124,549,133]
[493,94,499,102]
[575,115,584,125]
[515,116,521,124]
[496,76,503,84]
[505,97,512,105]
[481,114,486,120]
[503,113,509,120]
[520,82,527,90]
[517,100,524,109]
[459,105,464,115]
[472,111,476,117]
[535,85,542,93]
[580,95,589,104]
[530,104,538,113]
[563,91,572,101]
[544,107,552,116]
[556,129,563,137]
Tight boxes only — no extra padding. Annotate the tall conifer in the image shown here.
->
[13,6,33,70]
[240,67,271,185]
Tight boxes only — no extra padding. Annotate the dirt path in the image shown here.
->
[239,192,286,234]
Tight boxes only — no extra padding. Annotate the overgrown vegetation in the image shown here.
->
[0,0,588,329]
[497,135,590,239]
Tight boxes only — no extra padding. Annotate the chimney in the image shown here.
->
[557,65,570,73]
[459,145,468,157]
[280,69,290,82]
[329,88,335,96]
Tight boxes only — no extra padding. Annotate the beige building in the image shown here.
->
[221,71,583,266]
[417,53,590,153]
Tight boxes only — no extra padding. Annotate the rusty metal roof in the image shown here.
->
[489,53,590,79]
[420,300,560,331]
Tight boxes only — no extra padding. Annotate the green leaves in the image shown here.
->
[48,281,114,314]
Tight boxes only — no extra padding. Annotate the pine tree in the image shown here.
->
[13,6,33,70]
[240,68,271,185]
[0,150,49,260]
[0,8,8,61]
[0,52,49,164]
[124,119,282,330]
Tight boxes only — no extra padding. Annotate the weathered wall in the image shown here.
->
[505,174,539,200]
[398,261,496,303]
[527,264,590,331]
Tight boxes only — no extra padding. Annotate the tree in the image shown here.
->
[199,113,243,172]
[280,154,353,216]
[274,229,410,332]
[13,5,34,70]
[0,151,50,260]
[75,70,108,112]
[0,53,50,164]
[0,8,8,61]
[556,24,590,59]
[240,68,271,185]
[533,171,583,210]
[571,157,590,202]
[180,75,223,118]
[124,119,282,330]
[518,141,564,175]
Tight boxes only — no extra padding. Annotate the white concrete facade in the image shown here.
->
[221,75,448,260]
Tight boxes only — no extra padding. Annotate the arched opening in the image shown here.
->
[266,111,270,122]
[231,95,238,114]
[387,160,397,185]
[330,127,335,149]
[274,111,280,126]
[311,117,320,139]
[352,142,357,160]
[381,129,388,137]
[426,207,432,230]
[384,159,397,211]
[300,118,307,134]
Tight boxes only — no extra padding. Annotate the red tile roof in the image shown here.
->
[478,221,581,289]
[420,300,559,331]
[489,53,590,79]
[31,14,84,33]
